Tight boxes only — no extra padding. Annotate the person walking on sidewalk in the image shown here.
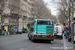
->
[65,27,69,38]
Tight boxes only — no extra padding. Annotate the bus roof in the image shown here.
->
[28,19,54,24]
[35,19,54,21]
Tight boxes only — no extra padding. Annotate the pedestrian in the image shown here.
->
[3,30,6,36]
[65,27,69,38]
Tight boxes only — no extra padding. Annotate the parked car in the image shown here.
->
[16,30,22,34]
[22,28,28,33]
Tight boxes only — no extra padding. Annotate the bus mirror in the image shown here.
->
[27,24,30,27]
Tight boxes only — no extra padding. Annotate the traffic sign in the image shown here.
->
[65,23,68,27]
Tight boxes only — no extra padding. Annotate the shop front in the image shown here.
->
[1,22,18,35]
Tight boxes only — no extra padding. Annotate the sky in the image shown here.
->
[43,0,60,16]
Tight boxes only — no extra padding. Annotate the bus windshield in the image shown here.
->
[37,20,52,25]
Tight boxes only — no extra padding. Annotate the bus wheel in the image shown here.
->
[50,41,51,43]
[29,37,31,40]
[31,36,34,42]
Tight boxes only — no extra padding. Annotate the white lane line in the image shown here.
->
[20,48,25,50]
[63,35,67,50]
[25,45,33,50]
[0,38,25,45]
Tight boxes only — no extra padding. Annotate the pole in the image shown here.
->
[0,13,1,35]
[71,0,74,43]
[69,0,71,37]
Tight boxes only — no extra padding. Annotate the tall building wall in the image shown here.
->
[0,0,33,31]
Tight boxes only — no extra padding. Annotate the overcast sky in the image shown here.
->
[43,0,60,16]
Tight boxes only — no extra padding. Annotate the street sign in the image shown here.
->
[65,23,68,27]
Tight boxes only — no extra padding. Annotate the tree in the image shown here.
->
[50,15,57,23]
[50,0,73,24]
[31,0,52,19]
[53,0,69,18]
[58,13,66,24]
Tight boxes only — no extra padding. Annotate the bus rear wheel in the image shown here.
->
[31,36,35,42]
[50,40,51,43]
[29,37,31,40]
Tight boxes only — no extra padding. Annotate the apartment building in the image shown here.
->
[19,0,33,31]
[0,0,4,35]
[0,0,33,35]
[19,0,28,30]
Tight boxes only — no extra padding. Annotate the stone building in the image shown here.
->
[19,0,33,31]
[0,0,20,34]
[0,0,33,35]
[0,0,4,35]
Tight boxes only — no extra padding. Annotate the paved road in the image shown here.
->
[0,34,65,50]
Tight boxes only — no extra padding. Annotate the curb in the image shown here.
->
[0,33,26,38]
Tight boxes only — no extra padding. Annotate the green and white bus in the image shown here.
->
[27,19,54,42]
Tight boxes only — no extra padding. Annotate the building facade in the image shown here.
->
[0,0,4,35]
[19,0,33,31]
[0,0,33,35]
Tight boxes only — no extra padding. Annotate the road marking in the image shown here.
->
[25,45,33,50]
[20,48,25,50]
[37,47,50,50]
[63,35,67,50]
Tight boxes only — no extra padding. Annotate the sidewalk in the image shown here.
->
[64,37,75,50]
[0,33,27,38]
[0,34,21,38]
[0,34,15,38]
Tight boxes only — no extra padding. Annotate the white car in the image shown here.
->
[54,25,63,39]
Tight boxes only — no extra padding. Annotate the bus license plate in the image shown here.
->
[54,36,56,37]
[42,35,47,37]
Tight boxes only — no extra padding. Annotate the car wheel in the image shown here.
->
[61,36,63,39]
[50,40,51,43]
[20,33,22,34]
[31,36,34,42]
[29,37,31,40]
